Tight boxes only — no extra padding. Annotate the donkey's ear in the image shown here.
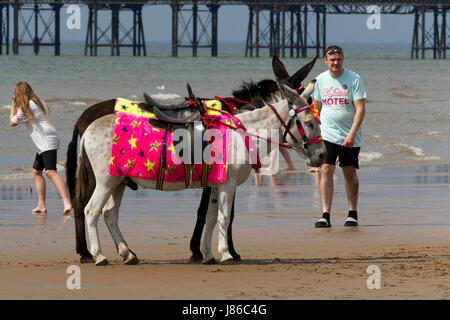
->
[272,56,290,80]
[276,79,298,100]
[300,80,316,99]
[290,56,318,88]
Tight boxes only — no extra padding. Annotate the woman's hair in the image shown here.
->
[13,82,48,119]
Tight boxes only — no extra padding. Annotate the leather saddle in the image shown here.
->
[138,84,208,169]
[139,84,203,128]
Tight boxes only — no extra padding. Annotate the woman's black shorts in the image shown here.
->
[33,149,58,171]
[324,140,360,169]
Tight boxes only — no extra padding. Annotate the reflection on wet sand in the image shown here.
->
[415,164,449,185]
[0,183,33,201]
[0,164,448,226]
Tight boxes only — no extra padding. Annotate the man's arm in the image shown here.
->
[342,99,365,148]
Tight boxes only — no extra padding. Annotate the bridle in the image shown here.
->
[188,92,323,167]
[267,101,323,155]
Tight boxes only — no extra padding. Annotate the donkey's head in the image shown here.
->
[272,55,318,91]
[276,80,326,167]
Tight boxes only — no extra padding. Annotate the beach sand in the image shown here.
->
[0,164,449,300]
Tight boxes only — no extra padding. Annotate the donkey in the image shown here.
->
[72,77,325,266]
[66,56,317,263]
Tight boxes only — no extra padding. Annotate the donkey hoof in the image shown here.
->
[124,256,139,265]
[220,258,235,265]
[232,254,241,262]
[189,253,203,263]
[202,258,217,265]
[80,254,95,264]
[95,258,109,266]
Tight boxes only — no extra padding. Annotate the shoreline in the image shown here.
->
[0,163,449,299]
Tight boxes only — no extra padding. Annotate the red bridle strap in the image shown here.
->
[266,103,299,144]
[201,107,262,170]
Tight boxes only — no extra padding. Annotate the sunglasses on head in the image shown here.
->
[326,49,343,55]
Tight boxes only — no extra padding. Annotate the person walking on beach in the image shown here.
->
[265,148,296,174]
[9,82,72,215]
[312,45,367,227]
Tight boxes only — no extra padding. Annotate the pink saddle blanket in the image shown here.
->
[108,98,229,187]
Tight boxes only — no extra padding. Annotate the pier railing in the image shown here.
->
[0,0,448,58]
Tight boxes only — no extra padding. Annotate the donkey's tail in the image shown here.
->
[74,137,91,208]
[66,120,80,202]
[66,121,94,261]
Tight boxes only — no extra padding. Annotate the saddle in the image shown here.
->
[141,92,189,111]
[139,84,204,128]
[138,85,206,168]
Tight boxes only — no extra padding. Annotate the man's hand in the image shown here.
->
[342,134,355,148]
[342,99,365,149]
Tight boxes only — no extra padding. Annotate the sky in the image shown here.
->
[54,5,415,44]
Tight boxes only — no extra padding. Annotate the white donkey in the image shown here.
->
[78,81,325,265]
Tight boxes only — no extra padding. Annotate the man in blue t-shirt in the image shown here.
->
[312,45,367,228]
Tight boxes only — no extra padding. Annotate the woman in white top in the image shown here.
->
[9,82,72,215]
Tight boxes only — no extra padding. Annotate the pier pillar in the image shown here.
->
[85,3,146,56]
[171,3,220,57]
[171,4,179,57]
[209,4,219,57]
[0,4,9,55]
[411,5,447,59]
[11,3,61,56]
[53,4,62,56]
[246,4,319,58]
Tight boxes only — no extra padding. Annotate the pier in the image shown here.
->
[0,1,448,58]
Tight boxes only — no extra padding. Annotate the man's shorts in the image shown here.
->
[324,140,360,169]
[33,149,58,171]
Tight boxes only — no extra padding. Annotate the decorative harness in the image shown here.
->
[190,94,323,168]
[200,102,262,170]
[281,102,323,155]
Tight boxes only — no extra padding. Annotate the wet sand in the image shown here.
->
[0,164,449,299]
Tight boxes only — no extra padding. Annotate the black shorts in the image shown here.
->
[33,149,58,171]
[324,140,360,169]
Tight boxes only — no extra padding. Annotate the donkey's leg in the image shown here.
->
[74,201,94,263]
[227,192,241,261]
[189,187,211,262]
[217,184,237,264]
[102,184,139,265]
[201,188,219,264]
[190,188,240,262]
[84,185,115,266]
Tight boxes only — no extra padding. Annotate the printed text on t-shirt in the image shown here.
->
[321,86,350,109]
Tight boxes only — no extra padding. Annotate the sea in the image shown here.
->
[0,42,449,225]
[0,42,449,178]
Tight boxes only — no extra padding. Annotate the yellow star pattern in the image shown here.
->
[144,159,155,172]
[128,135,137,149]
[112,135,119,145]
[150,140,161,152]
[131,120,140,128]
[167,142,175,153]
[110,156,115,166]
[125,159,135,169]
[166,165,175,175]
